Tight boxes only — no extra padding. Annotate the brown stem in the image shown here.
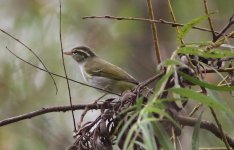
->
[204,0,216,41]
[146,0,161,64]
[59,0,77,133]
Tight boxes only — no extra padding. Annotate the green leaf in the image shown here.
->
[177,46,234,58]
[191,112,203,150]
[139,121,158,150]
[153,122,175,150]
[177,14,213,41]
[169,88,231,114]
[116,112,138,146]
[179,71,234,91]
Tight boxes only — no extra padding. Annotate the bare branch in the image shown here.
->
[215,14,234,41]
[82,15,234,38]
[167,0,184,45]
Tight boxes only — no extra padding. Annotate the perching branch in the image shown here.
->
[0,103,113,127]
[1,101,234,148]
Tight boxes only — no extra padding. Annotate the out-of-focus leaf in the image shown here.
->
[191,112,203,150]
[177,46,234,58]
[169,88,231,114]
[179,71,234,91]
[177,14,213,41]
[153,122,175,150]
[139,121,158,150]
[116,112,138,146]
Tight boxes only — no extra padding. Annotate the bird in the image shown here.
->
[64,46,139,94]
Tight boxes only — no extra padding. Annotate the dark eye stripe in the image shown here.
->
[73,50,90,58]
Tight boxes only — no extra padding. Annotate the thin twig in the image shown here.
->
[202,67,234,73]
[135,70,165,92]
[167,0,184,45]
[59,0,76,132]
[0,28,58,94]
[5,47,120,95]
[210,107,231,150]
[208,31,234,49]
[215,14,234,41]
[204,0,216,41]
[188,103,203,117]
[146,0,161,64]
[82,15,234,38]
[77,94,107,131]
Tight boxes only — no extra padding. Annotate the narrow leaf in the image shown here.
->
[169,88,231,114]
[177,14,213,41]
[191,112,203,150]
[153,122,175,150]
[177,46,234,58]
[179,71,234,91]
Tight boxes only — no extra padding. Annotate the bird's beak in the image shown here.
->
[63,51,72,55]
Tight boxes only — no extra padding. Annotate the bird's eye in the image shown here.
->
[72,51,78,55]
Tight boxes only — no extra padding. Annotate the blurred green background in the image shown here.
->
[0,0,233,149]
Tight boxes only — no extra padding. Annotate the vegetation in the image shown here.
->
[0,0,234,150]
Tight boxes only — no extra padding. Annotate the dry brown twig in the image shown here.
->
[146,0,161,64]
[82,15,234,38]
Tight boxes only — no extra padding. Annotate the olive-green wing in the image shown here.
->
[85,57,138,84]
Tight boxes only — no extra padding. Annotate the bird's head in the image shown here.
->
[63,46,96,63]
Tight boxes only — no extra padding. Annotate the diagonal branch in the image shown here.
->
[214,14,234,41]
[0,28,58,94]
